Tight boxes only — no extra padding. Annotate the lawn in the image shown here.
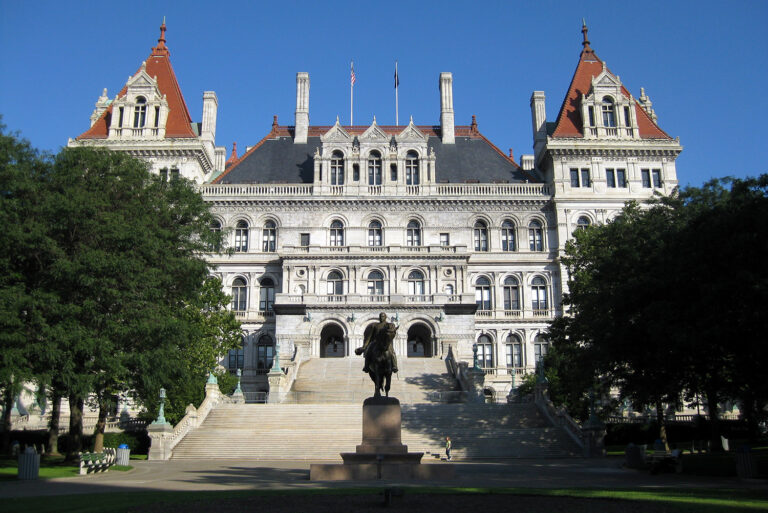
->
[2,487,767,513]
[0,455,79,480]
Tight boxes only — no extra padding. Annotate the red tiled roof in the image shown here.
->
[76,22,196,140]
[551,37,670,140]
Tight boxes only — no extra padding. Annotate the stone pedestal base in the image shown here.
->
[310,396,455,481]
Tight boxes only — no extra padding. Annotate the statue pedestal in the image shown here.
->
[310,397,454,481]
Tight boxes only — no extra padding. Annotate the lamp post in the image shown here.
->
[472,343,481,371]
[235,368,242,394]
[152,387,167,425]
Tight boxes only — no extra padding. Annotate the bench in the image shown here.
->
[647,449,682,474]
[78,448,117,475]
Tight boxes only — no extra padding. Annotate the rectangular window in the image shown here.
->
[118,107,124,127]
[228,349,244,370]
[616,169,626,188]
[390,164,397,182]
[606,168,616,188]
[154,106,160,128]
[170,168,180,181]
[160,168,168,182]
[588,106,595,126]
[580,168,591,187]
[300,233,310,247]
[440,233,450,246]
[353,164,360,181]
[570,168,580,187]
[624,106,631,126]
[652,169,662,188]
[641,169,651,188]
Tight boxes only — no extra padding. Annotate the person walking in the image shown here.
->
[445,436,452,461]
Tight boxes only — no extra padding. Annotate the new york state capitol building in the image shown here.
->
[69,23,681,402]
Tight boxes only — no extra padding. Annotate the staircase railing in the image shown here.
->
[534,384,584,449]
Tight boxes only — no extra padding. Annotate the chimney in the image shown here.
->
[294,72,310,144]
[201,91,218,142]
[439,72,455,144]
[530,91,546,143]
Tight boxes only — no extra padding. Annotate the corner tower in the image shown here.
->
[68,20,226,183]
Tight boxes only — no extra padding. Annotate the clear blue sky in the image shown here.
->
[1,0,766,187]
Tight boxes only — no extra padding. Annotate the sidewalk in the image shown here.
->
[0,458,762,498]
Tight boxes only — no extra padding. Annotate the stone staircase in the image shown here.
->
[170,357,582,460]
[289,357,459,404]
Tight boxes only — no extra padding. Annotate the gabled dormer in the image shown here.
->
[107,62,170,140]
[579,63,639,140]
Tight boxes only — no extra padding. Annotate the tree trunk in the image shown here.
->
[1,387,14,454]
[706,388,722,452]
[656,401,669,452]
[47,390,62,455]
[92,394,108,453]
[66,394,84,461]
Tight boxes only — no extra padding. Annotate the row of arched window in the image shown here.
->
[230,272,548,312]
[227,334,274,372]
[474,276,548,312]
[211,218,549,252]
[475,333,550,369]
[326,150,421,186]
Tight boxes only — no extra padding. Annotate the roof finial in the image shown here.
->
[272,115,279,131]
[152,17,170,56]
[470,115,478,134]
[581,18,591,51]
[226,142,238,167]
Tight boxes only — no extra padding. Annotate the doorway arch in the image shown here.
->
[320,323,346,357]
[407,323,433,357]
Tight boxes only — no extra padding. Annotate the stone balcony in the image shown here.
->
[474,308,555,321]
[233,310,275,322]
[274,292,476,313]
[280,244,467,256]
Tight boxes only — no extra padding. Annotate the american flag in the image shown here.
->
[351,61,356,86]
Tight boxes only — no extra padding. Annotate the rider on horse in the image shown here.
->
[356,312,398,374]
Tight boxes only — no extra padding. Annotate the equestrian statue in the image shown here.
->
[355,312,399,397]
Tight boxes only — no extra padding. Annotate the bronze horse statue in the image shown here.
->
[356,313,398,398]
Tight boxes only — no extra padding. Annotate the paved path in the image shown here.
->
[1,458,762,498]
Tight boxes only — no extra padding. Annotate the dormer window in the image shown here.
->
[368,151,382,185]
[330,151,344,185]
[601,96,616,127]
[134,96,147,128]
[406,151,420,185]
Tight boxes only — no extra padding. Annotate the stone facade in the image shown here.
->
[70,23,681,401]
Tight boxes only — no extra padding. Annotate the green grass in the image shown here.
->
[0,455,79,480]
[129,453,147,460]
[2,486,767,513]
[112,465,133,472]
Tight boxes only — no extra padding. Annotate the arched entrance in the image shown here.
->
[407,323,433,357]
[320,323,346,357]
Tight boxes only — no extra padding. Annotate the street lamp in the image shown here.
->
[152,387,167,425]
[472,343,481,370]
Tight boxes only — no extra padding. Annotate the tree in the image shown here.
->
[0,122,54,453]
[551,176,768,447]
[1,141,241,458]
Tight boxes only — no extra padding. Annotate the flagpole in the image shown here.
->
[350,61,354,126]
[395,61,399,126]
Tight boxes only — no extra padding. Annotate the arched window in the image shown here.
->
[133,96,147,128]
[501,220,516,251]
[368,220,382,247]
[505,334,523,368]
[257,335,274,372]
[210,219,222,232]
[601,96,616,127]
[503,276,520,311]
[405,151,419,185]
[368,151,382,185]
[406,219,421,246]
[534,334,549,364]
[327,270,344,297]
[474,220,489,252]
[234,220,249,252]
[476,334,493,368]
[528,220,543,251]
[231,277,248,311]
[259,278,275,312]
[407,269,425,295]
[475,276,492,311]
[330,151,344,185]
[531,276,548,312]
[367,270,384,296]
[262,220,277,252]
[576,216,591,231]
[330,220,345,246]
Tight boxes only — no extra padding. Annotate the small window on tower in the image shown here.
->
[588,106,595,126]
[390,164,397,182]
[624,106,631,127]
[300,233,310,247]
[154,106,160,128]
[353,164,360,181]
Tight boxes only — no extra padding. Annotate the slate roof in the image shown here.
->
[214,125,536,185]
[551,26,671,140]
[76,22,197,140]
